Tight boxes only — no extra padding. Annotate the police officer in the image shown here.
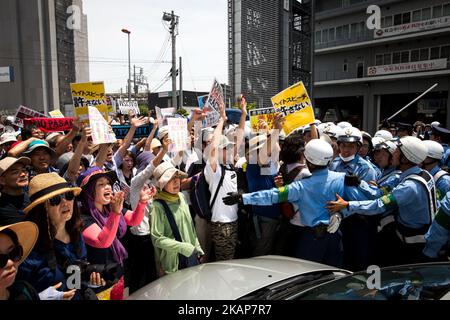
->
[328,136,438,266]
[329,127,378,271]
[396,122,413,138]
[423,190,450,260]
[222,139,364,268]
[422,140,450,200]
[429,124,450,168]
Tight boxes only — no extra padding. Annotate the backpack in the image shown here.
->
[189,164,226,221]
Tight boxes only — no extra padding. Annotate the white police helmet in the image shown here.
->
[423,140,444,160]
[374,130,393,141]
[337,127,362,144]
[374,140,397,155]
[304,139,334,166]
[398,136,428,164]
[322,125,343,139]
[337,121,352,129]
[371,137,385,148]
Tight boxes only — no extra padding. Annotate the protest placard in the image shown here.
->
[70,81,109,124]
[49,110,65,118]
[155,107,176,126]
[197,94,208,108]
[271,81,315,136]
[24,117,74,132]
[202,79,224,128]
[106,96,116,117]
[249,107,277,133]
[112,123,154,139]
[117,99,140,115]
[13,105,47,128]
[167,117,188,153]
[88,106,116,145]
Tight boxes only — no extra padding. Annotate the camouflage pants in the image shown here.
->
[210,221,238,261]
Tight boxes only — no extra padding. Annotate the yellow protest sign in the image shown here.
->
[70,81,109,123]
[249,107,276,133]
[271,81,315,136]
[49,110,64,118]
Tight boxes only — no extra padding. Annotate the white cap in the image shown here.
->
[371,137,385,148]
[304,139,334,166]
[0,133,17,145]
[337,127,362,143]
[423,140,444,160]
[374,130,393,141]
[431,121,441,127]
[337,121,352,129]
[398,136,428,164]
[374,140,397,155]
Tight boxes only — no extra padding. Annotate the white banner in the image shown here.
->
[117,100,140,115]
[13,105,48,128]
[367,58,447,76]
[88,106,117,145]
[374,16,450,38]
[167,118,188,153]
[155,106,176,126]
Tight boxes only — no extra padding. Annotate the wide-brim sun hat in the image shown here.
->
[0,157,31,176]
[77,166,118,190]
[23,139,56,158]
[153,161,188,190]
[0,221,38,265]
[24,172,81,213]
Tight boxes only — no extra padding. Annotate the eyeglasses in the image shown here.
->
[48,191,75,206]
[0,245,23,269]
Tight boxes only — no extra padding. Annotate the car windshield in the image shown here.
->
[294,263,450,300]
[239,270,349,300]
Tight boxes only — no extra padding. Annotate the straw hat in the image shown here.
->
[150,138,162,150]
[0,221,38,264]
[24,173,81,213]
[153,162,187,189]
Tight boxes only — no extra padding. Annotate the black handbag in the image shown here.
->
[154,199,199,270]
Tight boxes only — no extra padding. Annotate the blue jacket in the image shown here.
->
[330,155,377,183]
[424,190,450,258]
[429,165,450,200]
[243,168,365,228]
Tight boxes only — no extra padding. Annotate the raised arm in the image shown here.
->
[144,122,158,151]
[8,137,38,157]
[55,118,82,157]
[117,116,149,158]
[209,106,227,173]
[66,125,90,182]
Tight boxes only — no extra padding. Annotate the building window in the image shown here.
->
[444,3,450,16]
[384,16,393,27]
[357,62,364,78]
[380,17,385,28]
[394,14,402,25]
[433,5,443,18]
[411,49,420,62]
[328,28,335,41]
[401,51,410,63]
[402,12,411,24]
[322,29,328,42]
[350,23,358,37]
[359,21,365,36]
[430,47,440,59]
[315,30,322,44]
[441,45,450,60]
[336,26,342,40]
[343,62,348,72]
[384,53,392,65]
[375,54,383,65]
[412,10,421,22]
[393,52,401,64]
[342,24,349,39]
[422,8,431,20]
[420,48,429,60]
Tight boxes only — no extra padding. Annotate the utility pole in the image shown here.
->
[179,56,183,109]
[163,11,179,109]
[121,28,131,100]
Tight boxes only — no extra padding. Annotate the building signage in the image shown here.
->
[374,16,450,38]
[0,66,14,83]
[367,59,447,76]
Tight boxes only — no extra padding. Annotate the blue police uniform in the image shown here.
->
[429,165,450,200]
[242,168,365,268]
[423,190,450,259]
[330,154,379,271]
[342,166,437,265]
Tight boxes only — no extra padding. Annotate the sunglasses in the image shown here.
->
[0,245,23,269]
[48,191,75,206]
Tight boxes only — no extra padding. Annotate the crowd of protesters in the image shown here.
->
[0,99,450,301]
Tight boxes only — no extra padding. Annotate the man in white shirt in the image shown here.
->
[204,107,239,261]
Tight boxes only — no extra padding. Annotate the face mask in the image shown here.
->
[340,154,355,162]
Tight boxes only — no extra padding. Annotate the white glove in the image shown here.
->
[38,286,65,300]
[327,213,342,234]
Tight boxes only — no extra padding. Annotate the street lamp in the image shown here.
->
[121,28,131,101]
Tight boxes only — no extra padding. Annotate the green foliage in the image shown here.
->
[139,105,149,116]
[176,107,189,117]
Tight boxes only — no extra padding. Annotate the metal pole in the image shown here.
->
[134,65,136,95]
[128,33,131,100]
[171,11,177,109]
[310,0,315,99]
[387,83,438,121]
[179,56,183,109]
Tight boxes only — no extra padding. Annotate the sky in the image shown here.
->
[83,0,228,94]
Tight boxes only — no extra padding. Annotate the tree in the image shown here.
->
[139,105,149,116]
[176,107,189,117]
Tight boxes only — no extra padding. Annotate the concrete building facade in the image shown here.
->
[0,0,89,115]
